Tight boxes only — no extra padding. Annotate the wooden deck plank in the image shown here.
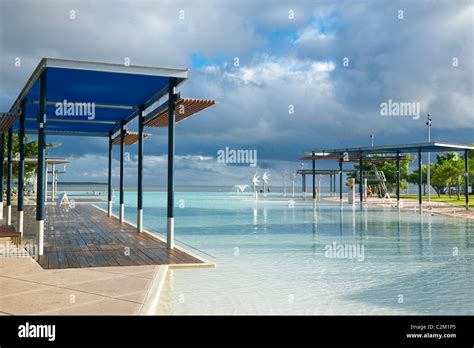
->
[48,251,59,269]
[89,250,108,266]
[98,250,121,267]
[57,251,68,269]
[76,251,90,268]
[65,251,81,268]
[10,204,204,269]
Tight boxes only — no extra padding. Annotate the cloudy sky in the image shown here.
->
[0,0,472,187]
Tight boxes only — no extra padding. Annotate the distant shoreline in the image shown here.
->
[56,184,241,192]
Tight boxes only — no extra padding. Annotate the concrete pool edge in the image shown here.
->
[321,195,474,220]
[138,265,168,315]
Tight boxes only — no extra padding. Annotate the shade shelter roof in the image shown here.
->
[3,157,70,165]
[144,98,216,127]
[0,57,217,256]
[305,142,474,157]
[44,158,70,165]
[300,155,413,163]
[0,58,189,136]
[297,169,355,175]
[111,131,151,145]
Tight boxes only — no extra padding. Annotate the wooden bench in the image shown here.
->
[0,225,21,247]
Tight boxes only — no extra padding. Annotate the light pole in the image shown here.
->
[292,173,296,197]
[300,163,304,197]
[318,175,321,201]
[426,113,432,203]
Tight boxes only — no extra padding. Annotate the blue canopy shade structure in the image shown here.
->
[302,141,472,210]
[0,58,215,260]
[1,58,188,136]
[305,142,474,156]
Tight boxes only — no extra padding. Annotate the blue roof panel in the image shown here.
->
[307,142,474,156]
[3,58,189,136]
[25,67,170,106]
[16,119,114,136]
[24,103,132,122]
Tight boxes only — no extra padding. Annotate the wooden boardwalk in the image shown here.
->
[8,204,204,269]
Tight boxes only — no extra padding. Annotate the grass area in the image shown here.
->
[401,194,473,208]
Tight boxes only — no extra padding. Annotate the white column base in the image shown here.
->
[0,201,3,220]
[18,210,24,236]
[7,205,11,225]
[137,209,143,232]
[107,201,112,216]
[167,217,174,249]
[119,203,124,223]
[37,220,44,256]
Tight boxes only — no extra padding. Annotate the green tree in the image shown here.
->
[430,152,466,199]
[407,164,427,192]
[431,161,453,197]
[430,162,446,197]
[451,154,466,199]
[3,133,45,181]
[467,144,474,193]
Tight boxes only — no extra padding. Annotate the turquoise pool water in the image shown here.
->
[108,191,473,315]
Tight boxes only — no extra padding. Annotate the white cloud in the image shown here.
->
[219,55,335,86]
[294,27,335,44]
